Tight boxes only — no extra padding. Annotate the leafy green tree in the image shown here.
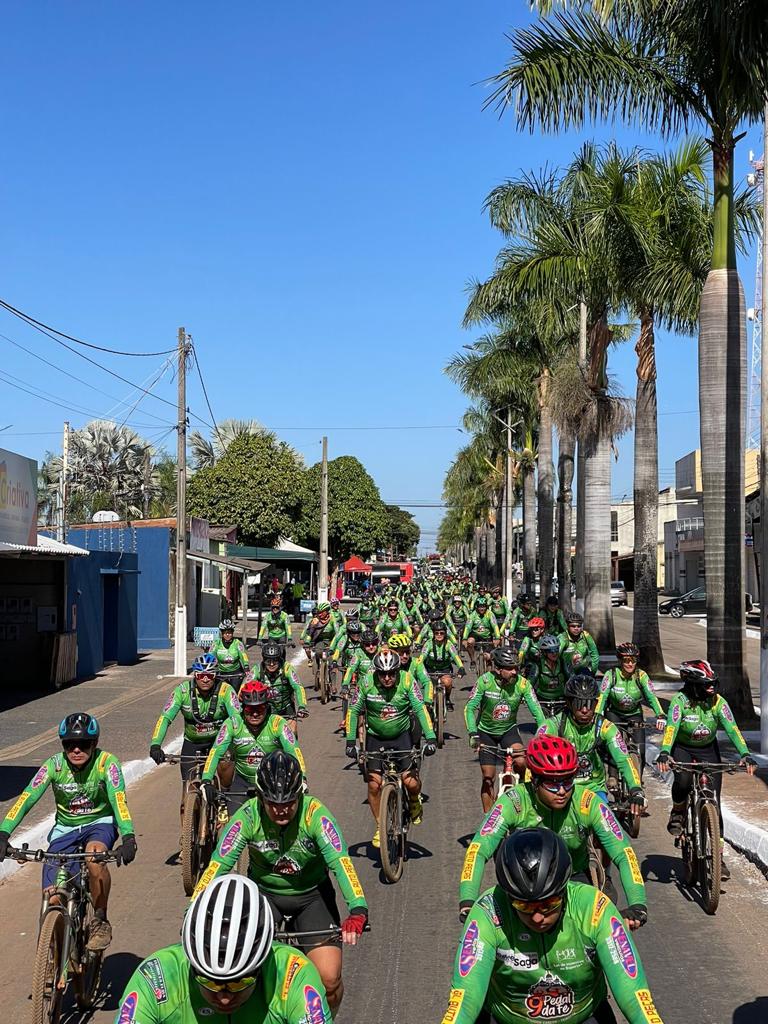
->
[297,456,388,561]
[384,505,421,558]
[187,433,305,546]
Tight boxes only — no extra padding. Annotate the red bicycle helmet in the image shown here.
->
[527,616,546,630]
[525,735,578,777]
[239,680,271,706]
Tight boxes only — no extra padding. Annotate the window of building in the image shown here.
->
[610,511,618,543]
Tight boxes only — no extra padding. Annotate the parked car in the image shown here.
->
[659,587,753,618]
[610,580,628,606]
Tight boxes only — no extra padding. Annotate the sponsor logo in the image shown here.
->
[554,947,578,963]
[480,804,503,836]
[380,705,399,720]
[691,724,712,740]
[462,843,480,882]
[246,748,265,767]
[459,921,481,977]
[139,958,168,1002]
[599,802,624,841]
[115,791,131,821]
[163,695,174,712]
[671,703,681,723]
[491,701,511,722]
[220,820,242,857]
[320,816,342,852]
[610,916,638,978]
[496,948,539,970]
[117,991,138,1023]
[303,984,326,1024]
[577,753,592,779]
[591,891,609,927]
[662,726,675,747]
[721,703,734,723]
[283,724,296,744]
[510,787,522,813]
[339,856,364,899]
[304,798,321,828]
[71,794,95,816]
[281,954,303,1000]
[478,893,500,926]
[215,724,228,746]
[192,863,219,897]
[6,793,29,821]
[524,972,574,1019]
[441,988,465,1024]
[635,989,663,1024]
[31,765,48,789]
[580,788,594,814]
[274,855,301,876]
[625,846,643,886]
[108,762,120,788]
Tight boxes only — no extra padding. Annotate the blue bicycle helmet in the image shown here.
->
[192,652,218,674]
[59,712,100,744]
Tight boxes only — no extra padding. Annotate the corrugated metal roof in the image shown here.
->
[0,535,90,556]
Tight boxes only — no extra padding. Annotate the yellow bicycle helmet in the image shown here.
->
[387,632,411,651]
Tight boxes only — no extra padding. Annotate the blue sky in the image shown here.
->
[0,2,763,550]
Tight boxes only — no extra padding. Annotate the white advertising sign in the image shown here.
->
[0,448,37,546]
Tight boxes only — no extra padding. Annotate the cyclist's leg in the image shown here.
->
[82,823,119,913]
[224,770,252,816]
[179,738,211,825]
[441,672,454,705]
[363,735,386,823]
[478,731,499,812]
[499,724,525,778]
[42,827,85,905]
[668,741,695,833]
[295,880,343,1012]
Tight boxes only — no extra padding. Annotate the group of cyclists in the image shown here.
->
[0,565,759,1023]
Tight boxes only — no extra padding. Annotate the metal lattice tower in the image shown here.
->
[747,151,765,450]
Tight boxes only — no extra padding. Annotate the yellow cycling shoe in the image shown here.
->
[371,829,380,848]
[409,797,423,825]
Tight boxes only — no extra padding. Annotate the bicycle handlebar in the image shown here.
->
[9,843,123,864]
[666,760,747,774]
[476,744,520,758]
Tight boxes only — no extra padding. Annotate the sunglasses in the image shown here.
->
[195,673,216,683]
[536,776,576,793]
[63,740,94,752]
[378,671,397,678]
[196,974,256,994]
[510,895,564,914]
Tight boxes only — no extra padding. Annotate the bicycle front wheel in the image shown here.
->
[181,787,204,895]
[698,801,722,915]
[435,693,445,749]
[379,782,404,883]
[320,660,329,705]
[31,909,66,1024]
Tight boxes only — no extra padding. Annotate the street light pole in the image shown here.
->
[759,104,768,752]
[174,327,190,677]
[319,436,329,602]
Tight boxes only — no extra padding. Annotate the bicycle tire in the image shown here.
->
[320,660,329,705]
[357,720,368,782]
[181,788,203,896]
[31,909,66,1024]
[72,899,104,1009]
[379,782,404,883]
[698,801,722,915]
[681,803,696,886]
[436,692,445,749]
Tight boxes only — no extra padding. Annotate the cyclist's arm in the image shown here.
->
[449,643,464,671]
[585,632,599,673]
[458,796,519,904]
[103,754,135,837]
[258,619,269,640]
[602,721,642,791]
[592,904,663,1023]
[286,665,308,711]
[464,680,484,733]
[595,670,612,716]
[660,696,684,754]
[114,963,168,1024]
[236,640,249,670]
[342,652,359,690]
[344,681,365,741]
[0,758,54,835]
[275,719,307,774]
[520,677,545,728]
[193,805,252,895]
[221,682,242,718]
[308,802,368,912]
[407,682,436,741]
[284,955,334,1023]
[462,617,473,641]
[202,720,233,781]
[489,616,500,640]
[637,671,664,718]
[715,697,750,757]
[440,905,498,1024]
[582,790,646,908]
[150,685,183,746]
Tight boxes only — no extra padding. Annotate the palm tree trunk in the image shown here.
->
[522,465,536,595]
[575,442,586,604]
[583,403,614,653]
[632,311,665,674]
[556,425,575,613]
[537,370,555,602]
[495,487,504,586]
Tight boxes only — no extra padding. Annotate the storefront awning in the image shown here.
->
[187,551,270,576]
[227,543,319,565]
[0,536,90,557]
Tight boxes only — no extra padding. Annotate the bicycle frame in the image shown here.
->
[477,744,520,796]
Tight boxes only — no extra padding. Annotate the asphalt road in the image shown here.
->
[0,648,766,1022]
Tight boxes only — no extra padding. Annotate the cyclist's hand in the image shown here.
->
[341,910,367,946]
[424,742,436,757]
[655,716,666,732]
[116,834,137,866]
[459,900,473,923]
[149,744,166,765]
[741,755,758,776]
[200,781,217,803]
[0,831,10,863]
[655,753,670,773]
[469,733,480,750]
[297,708,309,720]
[345,742,358,760]
[621,904,647,931]
[629,788,645,816]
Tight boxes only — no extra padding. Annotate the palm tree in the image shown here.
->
[189,418,269,470]
[488,0,768,709]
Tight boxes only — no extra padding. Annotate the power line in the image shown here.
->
[115,357,175,431]
[0,297,176,356]
[261,424,463,432]
[190,342,225,450]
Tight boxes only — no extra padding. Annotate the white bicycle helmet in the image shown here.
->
[373,650,401,673]
[183,875,274,980]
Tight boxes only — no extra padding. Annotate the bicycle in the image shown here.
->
[607,721,646,839]
[668,760,745,915]
[428,671,449,749]
[309,641,333,704]
[10,843,124,1024]
[167,755,227,895]
[359,747,421,883]
[476,744,520,799]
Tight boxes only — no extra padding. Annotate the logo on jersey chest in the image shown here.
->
[491,701,511,722]
[524,972,574,1018]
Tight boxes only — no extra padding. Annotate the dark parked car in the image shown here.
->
[659,587,753,618]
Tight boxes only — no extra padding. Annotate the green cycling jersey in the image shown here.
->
[463,611,501,642]
[543,606,568,635]
[300,616,337,646]
[342,648,376,692]
[203,713,306,783]
[376,612,412,639]
[530,658,568,701]
[441,882,663,1024]
[420,638,464,676]
[489,597,510,623]
[597,668,663,719]
[258,611,292,643]
[558,631,599,675]
[152,680,241,745]
[660,692,748,755]
[195,792,367,909]
[1,749,134,839]
[208,637,249,675]
[345,671,435,742]
[465,672,545,736]
[517,635,542,666]
[458,783,646,909]
[250,663,307,717]
[114,942,332,1024]
[506,607,532,638]
[538,714,641,794]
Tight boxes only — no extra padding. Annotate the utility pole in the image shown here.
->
[759,104,768,752]
[58,420,70,543]
[575,300,588,613]
[318,436,329,602]
[505,407,514,602]
[174,327,190,677]
[142,447,151,519]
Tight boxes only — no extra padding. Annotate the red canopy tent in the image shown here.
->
[342,555,372,574]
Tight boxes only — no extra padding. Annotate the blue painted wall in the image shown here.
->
[67,550,139,677]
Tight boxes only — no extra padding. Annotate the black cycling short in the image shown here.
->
[264,878,341,952]
[365,729,416,774]
[224,769,255,814]
[478,726,523,766]
[179,737,214,782]
[478,1001,616,1024]
[671,738,723,829]
[605,709,647,774]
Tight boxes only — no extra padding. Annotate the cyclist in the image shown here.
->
[442,828,664,1024]
[376,598,412,641]
[466,647,545,812]
[197,751,367,1012]
[345,650,436,846]
[517,616,546,667]
[329,597,344,630]
[558,612,599,675]
[149,653,241,821]
[387,633,433,704]
[529,633,569,716]
[209,618,250,684]
[258,599,293,645]
[358,593,377,629]
[202,680,306,811]
[341,628,379,701]
[538,674,644,816]
[463,595,501,669]
[0,713,136,951]
[420,619,465,711]
[446,593,470,641]
[597,642,666,777]
[402,592,424,638]
[656,659,756,881]
[542,593,568,635]
[420,608,458,647]
[301,602,339,693]
[489,584,510,628]
[116,874,332,1023]
[458,736,647,932]
[505,592,535,642]
[250,642,307,733]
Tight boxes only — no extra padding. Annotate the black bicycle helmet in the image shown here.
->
[347,621,363,637]
[565,611,583,626]
[262,642,284,662]
[59,712,100,744]
[256,751,304,803]
[517,592,533,606]
[564,672,600,705]
[493,646,519,670]
[432,619,448,633]
[495,827,572,901]
[361,629,379,646]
